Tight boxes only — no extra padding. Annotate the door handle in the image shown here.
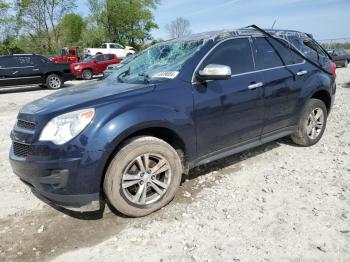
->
[296,70,308,76]
[33,68,40,71]
[248,82,263,90]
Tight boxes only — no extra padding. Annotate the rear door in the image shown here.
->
[252,37,305,135]
[14,56,42,85]
[94,55,109,75]
[192,37,264,157]
[0,56,41,86]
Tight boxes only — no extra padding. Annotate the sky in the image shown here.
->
[76,0,350,41]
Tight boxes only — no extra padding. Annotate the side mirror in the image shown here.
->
[197,64,231,81]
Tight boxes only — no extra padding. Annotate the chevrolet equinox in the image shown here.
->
[9,26,336,217]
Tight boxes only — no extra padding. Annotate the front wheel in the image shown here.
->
[82,69,93,80]
[291,98,327,146]
[46,74,62,89]
[104,136,183,217]
[344,60,349,68]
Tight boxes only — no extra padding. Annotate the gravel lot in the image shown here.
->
[0,69,349,262]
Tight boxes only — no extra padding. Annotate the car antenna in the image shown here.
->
[271,19,277,29]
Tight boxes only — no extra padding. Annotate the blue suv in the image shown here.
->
[9,26,336,217]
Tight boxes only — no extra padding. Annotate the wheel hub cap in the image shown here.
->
[307,107,324,139]
[121,153,171,206]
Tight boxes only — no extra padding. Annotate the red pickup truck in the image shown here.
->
[70,54,120,80]
[51,47,81,64]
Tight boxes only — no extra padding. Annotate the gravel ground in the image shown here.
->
[0,69,349,262]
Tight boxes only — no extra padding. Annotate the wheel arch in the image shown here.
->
[99,124,190,192]
[310,88,332,113]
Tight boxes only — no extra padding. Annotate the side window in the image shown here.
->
[253,37,284,69]
[202,38,254,75]
[96,55,104,62]
[105,54,114,61]
[15,56,35,66]
[0,57,18,67]
[101,44,107,49]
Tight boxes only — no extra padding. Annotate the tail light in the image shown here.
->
[330,62,336,79]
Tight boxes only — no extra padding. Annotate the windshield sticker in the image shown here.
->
[152,71,179,79]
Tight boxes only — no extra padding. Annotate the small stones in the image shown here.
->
[184,191,192,198]
[37,225,45,234]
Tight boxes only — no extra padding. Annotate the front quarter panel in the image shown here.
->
[87,79,196,161]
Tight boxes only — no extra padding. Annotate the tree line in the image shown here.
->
[0,0,194,55]
[0,0,165,55]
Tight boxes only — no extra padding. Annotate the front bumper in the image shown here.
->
[9,145,106,211]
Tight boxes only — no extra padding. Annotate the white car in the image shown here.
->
[84,43,135,59]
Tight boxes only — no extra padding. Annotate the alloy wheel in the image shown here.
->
[121,153,172,206]
[306,107,324,139]
[48,76,61,89]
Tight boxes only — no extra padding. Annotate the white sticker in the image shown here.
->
[152,71,179,79]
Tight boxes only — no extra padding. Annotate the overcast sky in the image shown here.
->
[76,0,350,41]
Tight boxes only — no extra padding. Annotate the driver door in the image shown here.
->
[192,37,264,157]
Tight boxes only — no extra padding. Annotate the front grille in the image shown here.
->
[13,142,31,158]
[17,119,36,130]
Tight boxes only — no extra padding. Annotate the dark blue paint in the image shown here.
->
[9,34,336,209]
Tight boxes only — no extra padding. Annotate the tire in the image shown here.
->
[344,60,349,68]
[46,74,62,89]
[104,136,183,217]
[82,69,93,80]
[291,98,327,146]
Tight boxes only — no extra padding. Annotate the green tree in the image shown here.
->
[16,0,76,53]
[60,13,85,45]
[88,0,159,49]
[0,37,25,55]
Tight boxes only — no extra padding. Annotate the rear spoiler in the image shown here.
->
[244,25,332,76]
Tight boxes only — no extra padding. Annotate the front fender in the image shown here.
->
[88,103,196,158]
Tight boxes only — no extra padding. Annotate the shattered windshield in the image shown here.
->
[109,39,207,84]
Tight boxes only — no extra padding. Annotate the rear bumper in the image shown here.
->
[62,73,75,81]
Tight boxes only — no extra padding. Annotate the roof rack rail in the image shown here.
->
[12,53,34,56]
[244,24,332,76]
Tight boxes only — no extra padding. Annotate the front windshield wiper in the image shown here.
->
[117,67,130,83]
[139,73,151,84]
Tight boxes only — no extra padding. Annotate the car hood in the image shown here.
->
[20,79,152,116]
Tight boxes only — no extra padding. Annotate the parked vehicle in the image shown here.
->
[84,43,135,59]
[50,47,82,64]
[327,48,350,67]
[102,55,135,78]
[0,54,74,89]
[70,53,120,80]
[9,26,336,217]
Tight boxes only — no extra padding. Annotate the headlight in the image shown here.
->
[74,65,80,70]
[39,108,95,145]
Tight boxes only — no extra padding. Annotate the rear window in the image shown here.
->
[0,57,17,67]
[203,38,254,75]
[253,37,304,69]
